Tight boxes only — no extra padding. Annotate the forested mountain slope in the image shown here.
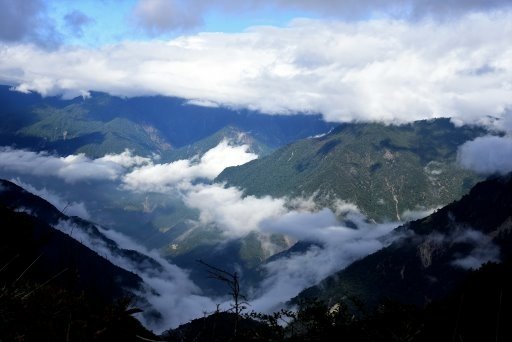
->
[296,173,512,307]
[218,118,486,221]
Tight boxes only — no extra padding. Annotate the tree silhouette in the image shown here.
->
[197,259,248,338]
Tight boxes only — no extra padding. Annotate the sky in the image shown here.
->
[0,0,512,125]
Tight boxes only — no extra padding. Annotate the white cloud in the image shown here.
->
[457,135,512,174]
[250,211,400,312]
[97,149,152,168]
[10,178,90,219]
[0,147,125,182]
[1,13,511,125]
[122,139,258,192]
[0,144,413,328]
[182,183,287,237]
[450,229,500,270]
[177,180,403,312]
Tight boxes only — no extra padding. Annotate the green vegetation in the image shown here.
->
[218,118,486,221]
[0,85,334,158]
[160,126,273,162]
[296,173,512,308]
[18,104,171,158]
[163,260,512,341]
[164,174,512,341]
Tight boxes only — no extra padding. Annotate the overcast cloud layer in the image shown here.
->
[1,12,511,125]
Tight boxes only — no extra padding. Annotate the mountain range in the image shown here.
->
[1,86,511,340]
[0,85,334,159]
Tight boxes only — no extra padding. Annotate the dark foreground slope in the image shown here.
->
[218,118,485,221]
[297,173,512,308]
[0,179,162,340]
[0,180,144,301]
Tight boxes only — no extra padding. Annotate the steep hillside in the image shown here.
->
[296,173,512,307]
[218,118,486,221]
[0,197,158,340]
[0,180,144,299]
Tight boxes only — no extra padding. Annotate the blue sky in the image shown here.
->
[44,0,316,46]
[36,0,512,46]
[48,0,143,46]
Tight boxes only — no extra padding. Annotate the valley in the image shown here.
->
[1,85,509,340]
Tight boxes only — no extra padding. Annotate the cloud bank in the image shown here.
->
[457,136,512,174]
[0,148,127,182]
[0,140,256,191]
[1,13,511,124]
[123,139,257,192]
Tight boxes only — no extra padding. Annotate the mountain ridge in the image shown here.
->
[217,118,486,221]
[0,85,335,158]
[295,173,512,307]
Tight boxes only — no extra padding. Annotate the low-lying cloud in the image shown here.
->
[457,135,512,175]
[10,177,90,219]
[451,229,501,270]
[2,134,507,332]
[0,147,132,183]
[249,210,400,312]
[1,142,407,329]
[182,183,287,237]
[53,198,402,330]
[122,139,257,192]
[55,219,217,332]
[0,141,254,188]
